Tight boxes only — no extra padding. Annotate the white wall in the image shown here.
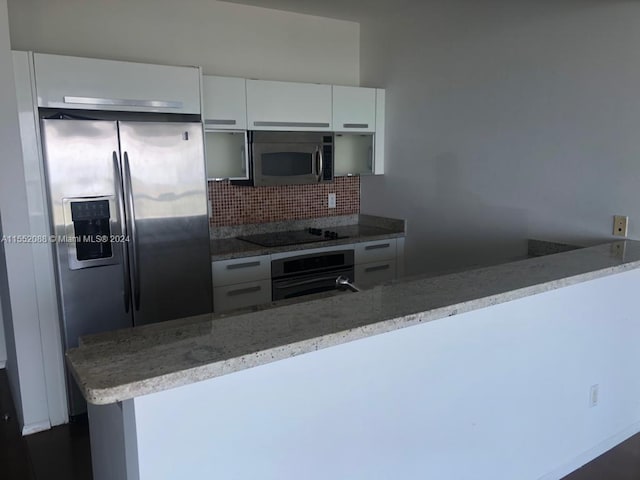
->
[360,0,640,276]
[7,0,359,85]
[0,0,51,433]
[107,268,640,480]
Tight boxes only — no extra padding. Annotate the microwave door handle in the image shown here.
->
[317,146,323,182]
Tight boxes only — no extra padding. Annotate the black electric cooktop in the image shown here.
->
[237,228,349,247]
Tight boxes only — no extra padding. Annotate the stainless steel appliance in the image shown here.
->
[271,249,354,300]
[238,228,348,247]
[41,118,213,415]
[246,131,334,186]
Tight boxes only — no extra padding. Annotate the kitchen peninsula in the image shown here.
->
[68,241,640,480]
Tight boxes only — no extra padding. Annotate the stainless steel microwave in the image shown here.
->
[247,131,334,186]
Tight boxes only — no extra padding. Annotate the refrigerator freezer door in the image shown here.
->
[41,119,133,415]
[119,122,213,325]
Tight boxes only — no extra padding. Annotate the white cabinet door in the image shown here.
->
[332,86,376,133]
[212,255,271,287]
[246,80,332,131]
[202,75,247,130]
[214,280,272,313]
[355,260,396,288]
[354,238,397,264]
[34,53,201,114]
[205,131,249,180]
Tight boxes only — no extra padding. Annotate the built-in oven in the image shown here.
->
[248,131,333,186]
[271,249,354,301]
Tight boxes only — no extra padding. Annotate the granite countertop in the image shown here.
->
[209,214,406,261]
[67,240,639,405]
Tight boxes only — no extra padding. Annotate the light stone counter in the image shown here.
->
[67,240,638,406]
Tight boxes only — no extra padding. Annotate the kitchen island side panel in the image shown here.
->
[114,268,640,480]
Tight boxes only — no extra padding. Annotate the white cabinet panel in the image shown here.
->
[246,80,332,131]
[212,255,271,287]
[214,280,272,313]
[202,75,247,130]
[332,86,376,133]
[354,238,397,264]
[34,53,201,114]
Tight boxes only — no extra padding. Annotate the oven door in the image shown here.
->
[252,142,322,186]
[272,268,354,301]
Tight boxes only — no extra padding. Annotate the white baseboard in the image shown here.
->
[0,361,6,369]
[539,421,640,480]
[22,419,51,436]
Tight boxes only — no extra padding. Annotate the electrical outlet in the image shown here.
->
[613,215,628,237]
[589,384,599,408]
[328,193,336,209]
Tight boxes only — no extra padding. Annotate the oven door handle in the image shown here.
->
[273,275,345,289]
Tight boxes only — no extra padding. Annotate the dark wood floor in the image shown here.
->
[0,369,92,480]
[1,367,639,479]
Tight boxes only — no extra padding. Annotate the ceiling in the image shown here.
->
[220,0,414,22]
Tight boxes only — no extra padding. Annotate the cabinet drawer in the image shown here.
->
[212,255,271,287]
[214,280,271,313]
[354,239,397,264]
[355,261,396,288]
[34,53,201,114]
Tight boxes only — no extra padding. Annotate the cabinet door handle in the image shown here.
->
[227,285,261,297]
[365,264,390,273]
[365,243,390,250]
[343,123,369,129]
[63,96,182,109]
[226,261,261,270]
[253,121,330,128]
[205,119,237,126]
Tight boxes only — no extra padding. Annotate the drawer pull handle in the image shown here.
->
[365,243,390,250]
[205,119,237,126]
[226,261,261,270]
[227,285,261,297]
[343,123,369,129]
[365,264,390,273]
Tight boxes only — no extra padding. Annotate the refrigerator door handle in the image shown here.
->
[113,151,131,313]
[123,152,141,311]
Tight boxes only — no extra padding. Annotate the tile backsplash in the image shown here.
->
[208,177,360,227]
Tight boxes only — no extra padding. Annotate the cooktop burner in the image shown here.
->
[237,228,349,247]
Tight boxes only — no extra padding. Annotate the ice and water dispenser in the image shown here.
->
[64,197,118,270]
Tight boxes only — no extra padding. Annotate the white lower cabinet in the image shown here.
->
[214,280,271,313]
[354,239,398,288]
[355,260,397,289]
[212,255,271,313]
[355,238,397,264]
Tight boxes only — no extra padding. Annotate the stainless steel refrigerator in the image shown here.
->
[41,119,213,415]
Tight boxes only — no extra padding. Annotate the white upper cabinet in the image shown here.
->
[202,75,247,130]
[334,88,385,176]
[332,86,376,133]
[33,53,201,114]
[246,80,332,131]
